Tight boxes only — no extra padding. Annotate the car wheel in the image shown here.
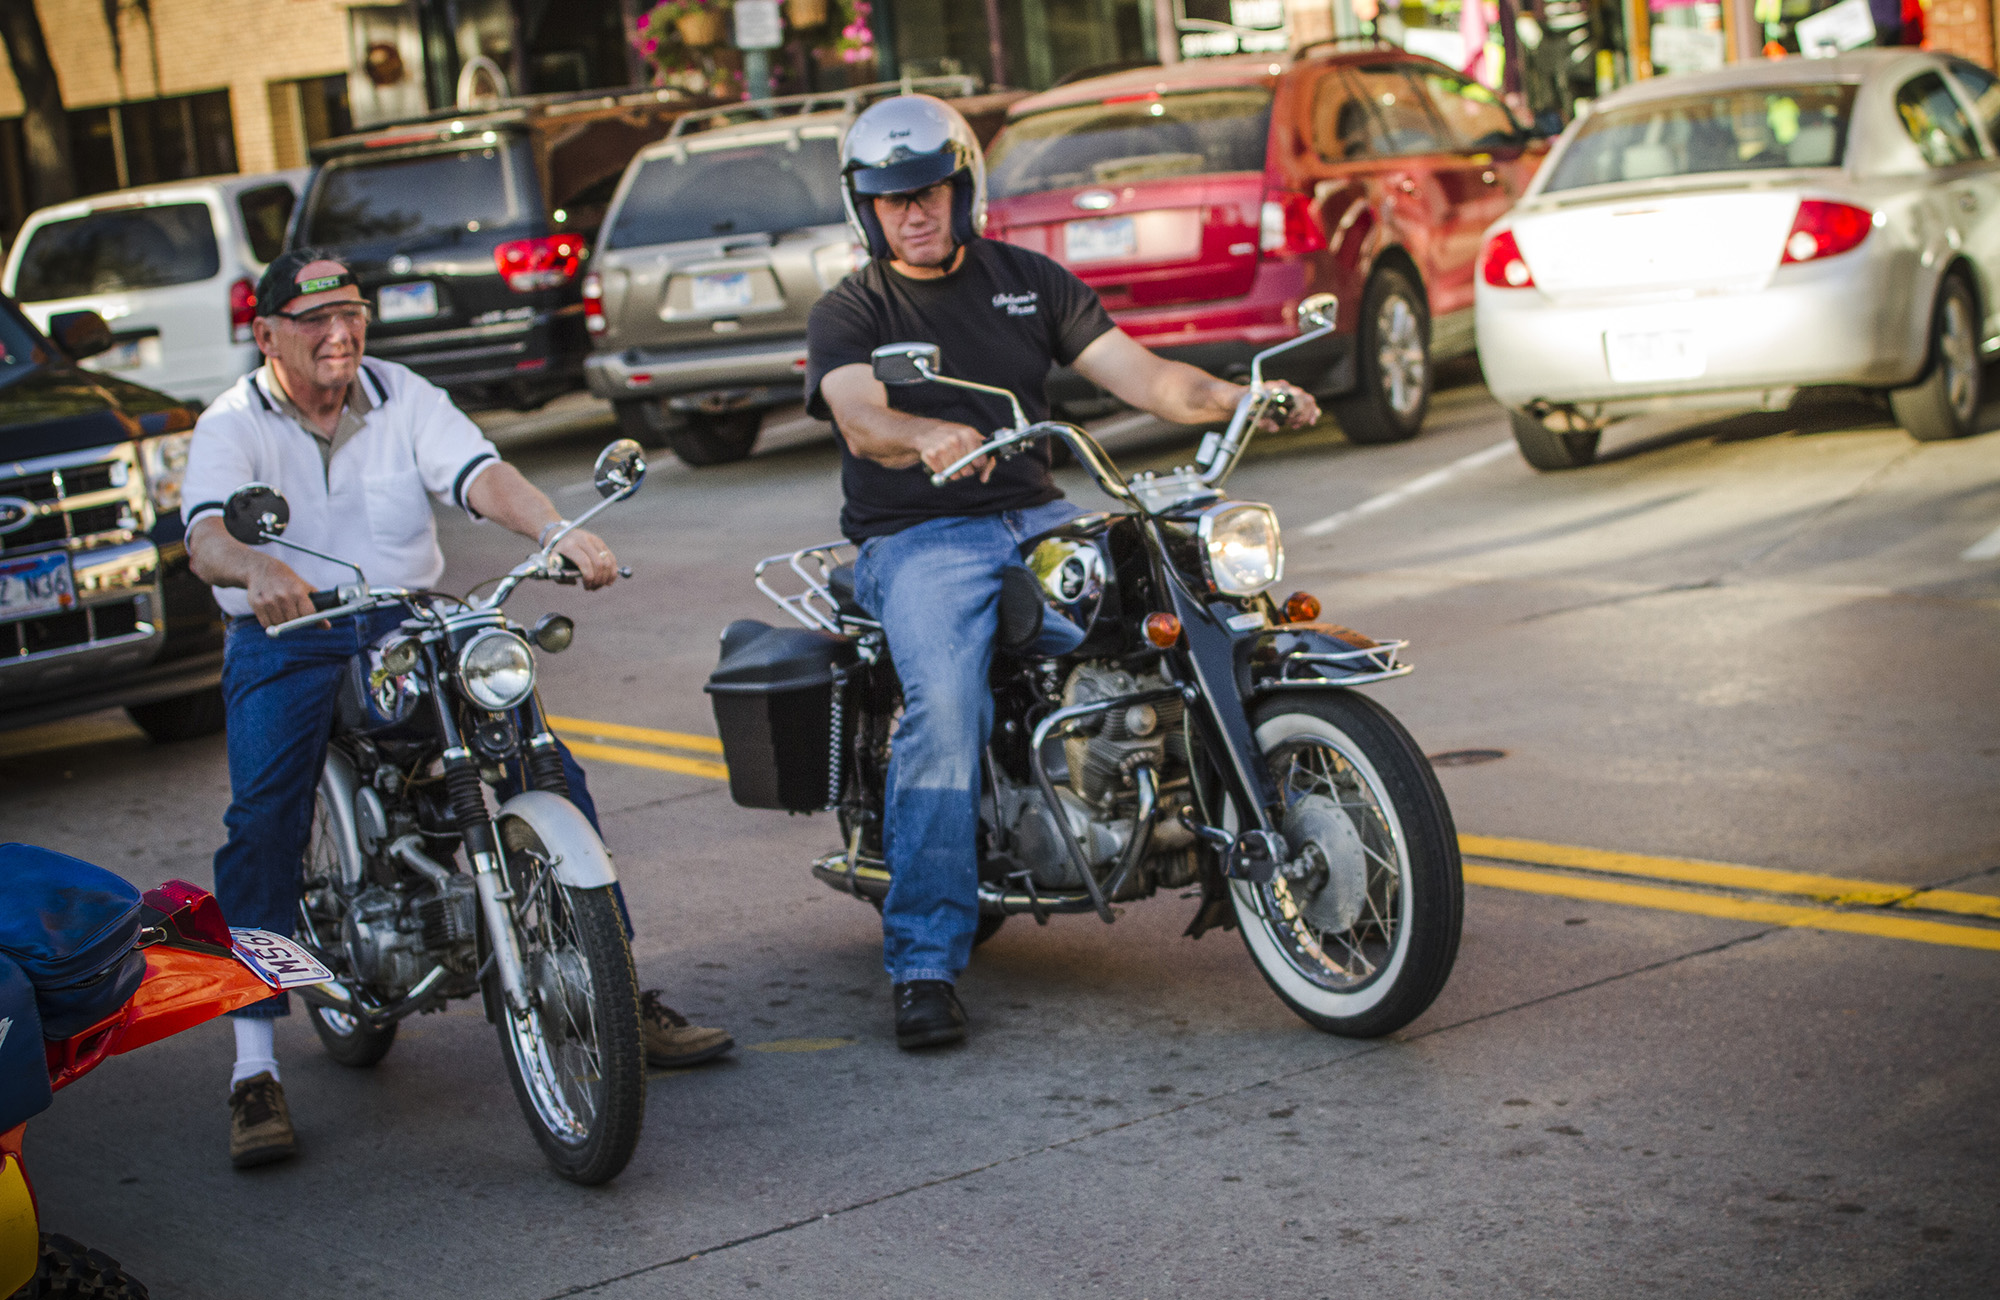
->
[1332,267,1431,445]
[1509,409,1600,471]
[612,398,675,449]
[1891,273,1983,443]
[127,686,225,743]
[665,411,762,467]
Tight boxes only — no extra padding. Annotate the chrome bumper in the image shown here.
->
[585,337,808,401]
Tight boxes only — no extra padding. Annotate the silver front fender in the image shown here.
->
[317,747,367,890]
[492,789,620,888]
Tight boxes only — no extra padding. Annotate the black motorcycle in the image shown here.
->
[706,298,1463,1037]
[218,440,648,1183]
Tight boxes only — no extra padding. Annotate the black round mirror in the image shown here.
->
[871,342,939,386]
[223,483,289,546]
[593,439,646,499]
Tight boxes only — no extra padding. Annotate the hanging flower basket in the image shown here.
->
[786,0,828,26]
[677,9,726,45]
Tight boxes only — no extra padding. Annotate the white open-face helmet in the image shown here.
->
[840,94,987,261]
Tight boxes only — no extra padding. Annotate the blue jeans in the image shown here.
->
[853,500,1085,985]
[214,610,603,1018]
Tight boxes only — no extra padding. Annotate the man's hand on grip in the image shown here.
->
[914,422,994,483]
[247,554,320,629]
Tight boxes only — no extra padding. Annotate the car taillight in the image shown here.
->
[143,880,233,948]
[1780,200,1873,265]
[229,276,255,343]
[1480,229,1535,288]
[582,271,605,335]
[1260,192,1326,257]
[494,234,587,292]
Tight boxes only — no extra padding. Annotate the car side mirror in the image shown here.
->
[49,310,113,361]
[224,484,289,545]
[872,342,939,386]
[1298,293,1338,330]
[593,438,646,499]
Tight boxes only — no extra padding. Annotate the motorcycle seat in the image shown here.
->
[0,844,149,1040]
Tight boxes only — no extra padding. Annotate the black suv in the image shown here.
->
[0,300,224,741]
[294,88,714,411]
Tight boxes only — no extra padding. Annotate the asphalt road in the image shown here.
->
[6,368,1999,1298]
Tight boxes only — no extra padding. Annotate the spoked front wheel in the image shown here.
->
[1229,691,1462,1037]
[490,815,645,1185]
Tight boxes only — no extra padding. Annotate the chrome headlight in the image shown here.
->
[138,432,193,514]
[458,629,536,711]
[1198,502,1284,597]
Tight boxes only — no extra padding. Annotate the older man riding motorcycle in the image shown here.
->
[805,96,1320,1048]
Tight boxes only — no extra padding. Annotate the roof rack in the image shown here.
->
[311,84,713,159]
[665,74,982,138]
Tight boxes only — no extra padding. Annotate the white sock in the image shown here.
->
[230,1017,280,1089]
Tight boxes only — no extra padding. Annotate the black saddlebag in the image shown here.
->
[706,620,855,812]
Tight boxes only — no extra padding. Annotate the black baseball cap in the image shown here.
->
[255,248,358,317]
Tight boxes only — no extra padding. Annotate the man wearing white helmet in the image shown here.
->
[806,95,1317,1049]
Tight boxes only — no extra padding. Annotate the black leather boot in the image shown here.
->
[893,980,967,1049]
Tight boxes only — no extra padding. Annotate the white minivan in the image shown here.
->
[3,171,305,405]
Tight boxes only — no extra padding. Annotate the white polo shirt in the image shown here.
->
[181,359,500,619]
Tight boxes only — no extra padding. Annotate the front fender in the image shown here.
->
[492,790,620,888]
[1244,622,1410,700]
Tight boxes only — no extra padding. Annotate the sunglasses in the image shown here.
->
[269,301,373,329]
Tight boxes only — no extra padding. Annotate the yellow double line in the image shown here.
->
[546,715,728,781]
[549,714,2000,953]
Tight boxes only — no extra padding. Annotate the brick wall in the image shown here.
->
[0,0,351,176]
[1926,0,1997,68]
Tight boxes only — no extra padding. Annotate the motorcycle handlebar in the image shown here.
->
[309,589,341,612]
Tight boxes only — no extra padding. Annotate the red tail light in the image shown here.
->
[228,276,255,343]
[1260,192,1327,257]
[143,879,233,949]
[494,235,587,292]
[582,271,605,335]
[1780,200,1873,265]
[1480,229,1535,288]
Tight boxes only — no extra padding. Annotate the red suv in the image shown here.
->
[984,47,1547,443]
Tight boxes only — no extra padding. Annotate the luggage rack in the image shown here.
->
[753,542,853,635]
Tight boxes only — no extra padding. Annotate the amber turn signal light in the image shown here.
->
[1284,591,1321,623]
[1143,612,1182,647]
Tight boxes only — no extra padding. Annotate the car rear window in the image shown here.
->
[1542,85,1857,193]
[605,134,845,250]
[14,202,221,302]
[986,89,1273,198]
[301,142,529,251]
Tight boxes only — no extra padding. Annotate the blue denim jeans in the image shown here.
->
[853,500,1086,985]
[215,610,602,1018]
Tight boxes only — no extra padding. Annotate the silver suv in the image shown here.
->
[582,80,1013,466]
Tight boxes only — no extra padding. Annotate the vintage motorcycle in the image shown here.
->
[707,297,1463,1037]
[217,440,650,1184]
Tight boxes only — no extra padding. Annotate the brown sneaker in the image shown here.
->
[639,991,733,1068]
[228,1071,296,1169]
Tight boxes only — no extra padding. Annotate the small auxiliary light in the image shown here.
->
[532,613,575,653]
[1143,613,1182,648]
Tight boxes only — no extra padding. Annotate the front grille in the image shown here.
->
[2,597,149,658]
[0,456,138,557]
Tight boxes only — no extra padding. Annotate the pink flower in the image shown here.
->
[642,36,658,52]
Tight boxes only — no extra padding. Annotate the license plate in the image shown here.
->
[0,551,74,620]
[1605,328,1705,383]
[691,271,754,313]
[378,280,439,323]
[1064,215,1137,263]
[230,928,335,990]
[95,336,161,371]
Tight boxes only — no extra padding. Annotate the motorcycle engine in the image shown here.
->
[984,664,1198,893]
[340,877,480,998]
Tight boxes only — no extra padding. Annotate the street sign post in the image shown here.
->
[736,0,782,99]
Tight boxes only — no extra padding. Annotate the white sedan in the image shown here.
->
[1476,49,2000,469]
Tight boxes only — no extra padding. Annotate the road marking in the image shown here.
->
[1961,521,2000,561]
[1461,834,2000,921]
[561,737,728,781]
[546,715,724,754]
[1465,864,2000,952]
[746,1037,857,1053]
[1300,440,1515,538]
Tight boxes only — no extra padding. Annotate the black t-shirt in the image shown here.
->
[805,238,1116,540]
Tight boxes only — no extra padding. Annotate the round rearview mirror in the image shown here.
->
[223,483,289,546]
[593,439,647,499]
[1299,293,1339,330]
[871,342,939,386]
